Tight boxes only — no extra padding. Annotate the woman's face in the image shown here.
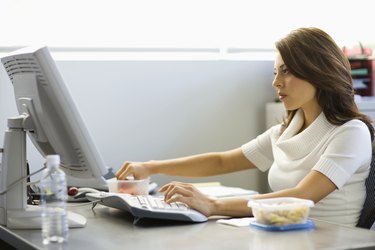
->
[272,52,319,112]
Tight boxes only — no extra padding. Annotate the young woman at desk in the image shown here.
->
[116,27,374,227]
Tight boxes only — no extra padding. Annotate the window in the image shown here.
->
[1,0,374,56]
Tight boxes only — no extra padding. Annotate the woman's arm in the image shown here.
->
[161,170,337,217]
[116,147,256,180]
[251,170,337,203]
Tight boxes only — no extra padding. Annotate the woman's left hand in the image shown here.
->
[159,181,216,217]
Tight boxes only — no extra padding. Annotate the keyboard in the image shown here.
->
[86,192,208,223]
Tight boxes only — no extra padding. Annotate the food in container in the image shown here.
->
[248,197,314,225]
[106,178,149,195]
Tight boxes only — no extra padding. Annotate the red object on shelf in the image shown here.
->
[343,47,373,58]
[348,58,375,96]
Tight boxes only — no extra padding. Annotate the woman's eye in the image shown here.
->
[281,68,289,74]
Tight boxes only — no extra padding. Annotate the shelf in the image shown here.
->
[348,58,374,96]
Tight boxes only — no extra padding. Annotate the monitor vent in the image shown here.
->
[59,148,90,176]
[75,147,89,172]
[2,57,47,85]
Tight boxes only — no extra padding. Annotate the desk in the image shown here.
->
[1,204,375,250]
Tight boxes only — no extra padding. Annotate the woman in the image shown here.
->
[116,27,374,227]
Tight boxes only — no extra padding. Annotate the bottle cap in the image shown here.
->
[46,154,60,166]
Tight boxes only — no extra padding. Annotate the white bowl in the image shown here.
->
[106,178,149,195]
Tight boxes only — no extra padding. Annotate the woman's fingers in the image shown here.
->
[159,182,191,195]
[167,186,193,203]
[115,162,150,180]
[159,181,216,217]
[116,167,133,180]
[115,161,131,179]
[160,182,196,203]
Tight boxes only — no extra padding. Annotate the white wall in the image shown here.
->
[0,58,275,192]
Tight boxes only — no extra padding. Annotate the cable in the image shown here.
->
[66,201,98,207]
[27,180,41,186]
[0,164,99,207]
[0,165,46,195]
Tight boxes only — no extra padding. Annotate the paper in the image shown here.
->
[196,185,258,198]
[216,217,254,227]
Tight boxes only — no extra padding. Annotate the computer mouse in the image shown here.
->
[68,187,100,202]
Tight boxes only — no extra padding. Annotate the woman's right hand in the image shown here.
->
[115,161,151,180]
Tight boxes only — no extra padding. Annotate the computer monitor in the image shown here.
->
[1,46,109,190]
[0,46,112,228]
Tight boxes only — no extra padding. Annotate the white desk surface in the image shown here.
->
[1,203,375,250]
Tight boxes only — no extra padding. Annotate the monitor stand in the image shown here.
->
[7,206,86,229]
[0,116,87,229]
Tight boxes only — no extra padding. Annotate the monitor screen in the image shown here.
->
[1,46,109,190]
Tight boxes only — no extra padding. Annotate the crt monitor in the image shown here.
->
[1,46,109,190]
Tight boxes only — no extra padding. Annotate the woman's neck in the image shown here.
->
[299,105,322,133]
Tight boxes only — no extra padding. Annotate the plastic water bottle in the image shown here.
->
[40,155,69,244]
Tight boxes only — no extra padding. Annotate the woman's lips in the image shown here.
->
[278,93,287,100]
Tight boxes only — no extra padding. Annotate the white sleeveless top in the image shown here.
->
[241,109,371,226]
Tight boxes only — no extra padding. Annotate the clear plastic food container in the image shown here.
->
[106,178,149,195]
[248,197,314,225]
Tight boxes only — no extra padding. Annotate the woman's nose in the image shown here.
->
[272,76,283,88]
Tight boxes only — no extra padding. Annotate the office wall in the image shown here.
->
[0,59,275,192]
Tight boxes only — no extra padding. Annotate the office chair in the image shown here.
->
[356,142,375,229]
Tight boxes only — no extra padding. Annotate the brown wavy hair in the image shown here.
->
[276,27,374,141]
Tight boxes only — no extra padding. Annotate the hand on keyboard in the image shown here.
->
[86,192,208,223]
[133,195,189,211]
[159,182,216,217]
